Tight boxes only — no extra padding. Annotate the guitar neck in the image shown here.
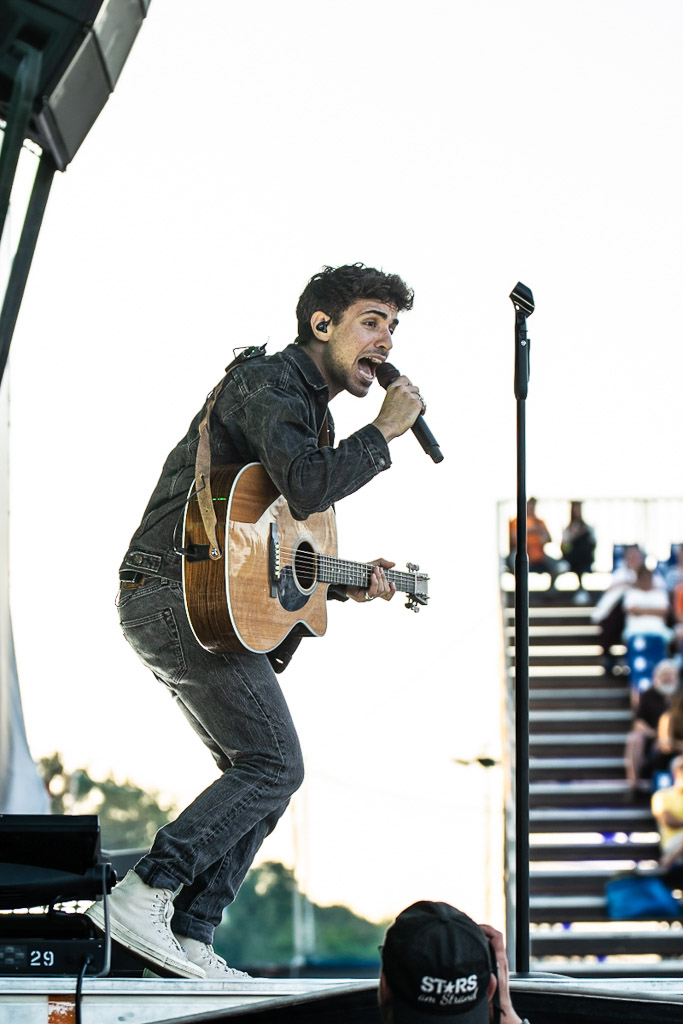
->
[318,556,423,596]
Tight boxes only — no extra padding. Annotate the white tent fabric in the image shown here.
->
[0,619,49,813]
[0,198,49,814]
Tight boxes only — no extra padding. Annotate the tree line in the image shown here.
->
[40,754,386,972]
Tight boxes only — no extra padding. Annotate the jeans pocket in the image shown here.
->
[120,605,188,686]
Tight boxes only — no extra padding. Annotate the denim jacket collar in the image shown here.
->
[282,342,330,398]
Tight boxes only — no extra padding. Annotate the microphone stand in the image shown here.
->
[510,282,534,974]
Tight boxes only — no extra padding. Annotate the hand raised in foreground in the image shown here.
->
[478,923,523,1024]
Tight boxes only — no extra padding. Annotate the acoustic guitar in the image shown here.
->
[182,463,429,654]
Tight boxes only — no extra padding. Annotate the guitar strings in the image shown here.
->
[275,546,399,576]
[271,544,421,590]
[276,546,417,581]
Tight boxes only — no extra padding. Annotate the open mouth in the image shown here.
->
[357,356,383,384]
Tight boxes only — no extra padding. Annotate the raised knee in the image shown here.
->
[276,739,304,796]
[243,742,304,796]
[287,749,305,795]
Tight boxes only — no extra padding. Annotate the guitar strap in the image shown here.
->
[194,390,222,560]
[194,346,330,560]
[194,345,266,560]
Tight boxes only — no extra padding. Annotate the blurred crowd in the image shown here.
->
[585,544,683,883]
[506,501,683,875]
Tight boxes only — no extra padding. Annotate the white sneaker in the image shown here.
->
[86,870,205,979]
[177,935,251,979]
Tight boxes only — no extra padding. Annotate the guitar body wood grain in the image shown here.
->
[183,463,337,654]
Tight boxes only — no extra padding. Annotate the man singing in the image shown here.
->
[88,263,425,978]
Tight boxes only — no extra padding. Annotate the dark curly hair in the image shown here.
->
[295,263,414,345]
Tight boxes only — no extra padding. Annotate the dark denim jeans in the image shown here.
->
[117,576,304,943]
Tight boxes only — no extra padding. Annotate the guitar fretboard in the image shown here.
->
[317,556,424,595]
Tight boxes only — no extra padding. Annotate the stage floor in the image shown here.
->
[0,976,377,1023]
[3,974,683,1024]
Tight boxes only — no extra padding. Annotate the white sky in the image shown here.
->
[5,0,683,929]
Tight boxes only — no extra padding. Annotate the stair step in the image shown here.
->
[530,930,683,957]
[529,674,627,690]
[506,607,596,627]
[530,688,628,701]
[528,957,683,976]
[529,895,609,923]
[529,757,627,781]
[507,626,602,645]
[530,867,654,896]
[530,690,630,711]
[530,839,659,861]
[529,780,643,807]
[513,649,604,667]
[530,711,632,734]
[527,663,618,676]
[504,591,602,608]
[530,733,628,757]
[530,806,656,833]
[527,662,625,676]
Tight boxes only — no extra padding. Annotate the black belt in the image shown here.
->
[119,570,147,585]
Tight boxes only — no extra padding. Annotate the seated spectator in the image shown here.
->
[508,497,567,589]
[656,690,683,764]
[622,565,673,645]
[624,659,681,794]
[673,581,683,651]
[378,900,524,1024]
[561,500,596,602]
[652,755,683,871]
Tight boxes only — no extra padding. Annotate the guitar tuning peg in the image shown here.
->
[405,598,420,613]
[406,562,420,572]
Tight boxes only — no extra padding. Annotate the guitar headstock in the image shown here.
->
[405,562,429,612]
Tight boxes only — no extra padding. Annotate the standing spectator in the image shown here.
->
[379,901,525,1024]
[508,497,566,589]
[622,566,674,691]
[591,545,645,675]
[561,501,596,603]
[624,659,681,794]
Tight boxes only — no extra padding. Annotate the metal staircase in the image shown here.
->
[504,589,683,975]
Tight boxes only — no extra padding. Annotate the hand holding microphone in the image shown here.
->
[375,362,444,463]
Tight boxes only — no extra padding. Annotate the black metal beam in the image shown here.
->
[0,44,42,242]
[0,149,56,386]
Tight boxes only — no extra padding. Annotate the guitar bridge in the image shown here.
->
[269,522,281,597]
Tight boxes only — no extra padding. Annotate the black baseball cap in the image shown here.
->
[381,902,494,1024]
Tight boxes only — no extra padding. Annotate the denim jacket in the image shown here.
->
[121,343,392,582]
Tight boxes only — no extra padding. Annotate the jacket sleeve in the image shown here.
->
[220,382,392,520]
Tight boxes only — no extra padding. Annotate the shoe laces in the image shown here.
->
[194,943,249,978]
[151,893,183,952]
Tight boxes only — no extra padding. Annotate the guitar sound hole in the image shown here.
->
[293,541,317,592]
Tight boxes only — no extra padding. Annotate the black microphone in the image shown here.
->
[376,362,444,464]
